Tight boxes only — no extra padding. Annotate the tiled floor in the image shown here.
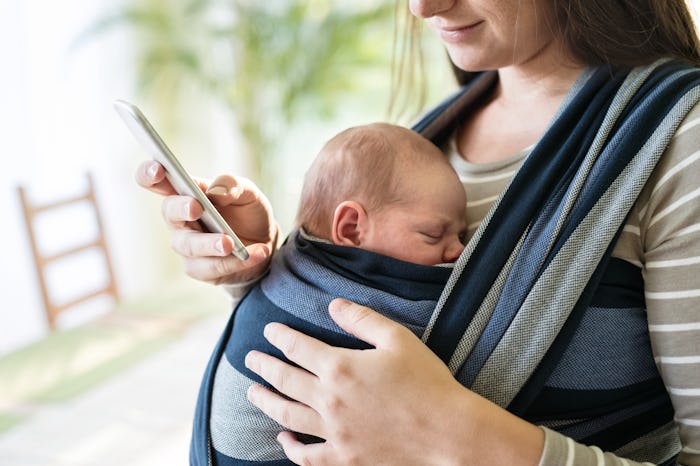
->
[0,313,228,466]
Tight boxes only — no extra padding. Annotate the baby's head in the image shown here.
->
[297,123,467,265]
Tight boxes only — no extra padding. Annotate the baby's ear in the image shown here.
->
[331,201,366,246]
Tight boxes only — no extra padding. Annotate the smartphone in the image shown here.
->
[114,99,249,261]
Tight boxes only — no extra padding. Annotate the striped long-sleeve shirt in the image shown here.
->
[447,101,700,466]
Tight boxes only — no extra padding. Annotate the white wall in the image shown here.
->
[0,0,244,355]
[5,1,700,356]
[0,0,386,356]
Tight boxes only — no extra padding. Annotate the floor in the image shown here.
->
[0,312,228,466]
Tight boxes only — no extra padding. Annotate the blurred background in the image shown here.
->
[0,0,453,464]
[5,1,700,464]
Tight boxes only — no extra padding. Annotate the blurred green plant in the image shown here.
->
[78,0,395,190]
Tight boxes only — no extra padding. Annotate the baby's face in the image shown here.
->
[361,162,467,265]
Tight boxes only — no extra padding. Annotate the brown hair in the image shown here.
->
[392,0,700,94]
[296,123,444,238]
[549,0,700,71]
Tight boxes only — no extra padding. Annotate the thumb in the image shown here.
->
[206,175,262,207]
[328,298,407,349]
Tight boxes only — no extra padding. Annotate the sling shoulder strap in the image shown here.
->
[412,60,700,408]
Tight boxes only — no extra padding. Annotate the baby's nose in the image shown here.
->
[443,239,465,263]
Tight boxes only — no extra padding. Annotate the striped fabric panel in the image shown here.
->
[536,305,655,391]
[423,63,639,367]
[518,272,676,457]
[206,235,452,465]
[210,285,378,464]
[449,65,700,408]
[260,233,448,339]
[612,422,681,465]
[210,355,290,463]
[448,148,528,238]
[444,72,700,464]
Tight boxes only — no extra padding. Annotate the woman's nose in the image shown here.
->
[408,0,455,19]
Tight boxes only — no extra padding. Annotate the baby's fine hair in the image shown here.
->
[296,123,444,239]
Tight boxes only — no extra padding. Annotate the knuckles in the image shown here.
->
[213,256,234,278]
[321,393,346,417]
[323,358,353,383]
[383,324,409,343]
[271,368,291,398]
[279,330,299,359]
[277,404,294,429]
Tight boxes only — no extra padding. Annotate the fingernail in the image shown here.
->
[246,385,258,403]
[230,187,240,197]
[147,163,158,179]
[183,203,192,220]
[329,298,351,313]
[244,351,254,369]
[206,185,228,195]
[215,238,224,254]
[263,322,277,339]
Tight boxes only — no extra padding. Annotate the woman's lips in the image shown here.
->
[435,21,484,43]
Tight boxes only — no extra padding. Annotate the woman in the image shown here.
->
[136,1,700,464]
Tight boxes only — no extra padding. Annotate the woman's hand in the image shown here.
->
[134,160,277,285]
[244,299,545,466]
[245,298,460,465]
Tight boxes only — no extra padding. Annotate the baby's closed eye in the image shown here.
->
[418,228,446,244]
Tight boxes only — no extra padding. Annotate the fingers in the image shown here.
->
[277,432,329,466]
[170,228,227,257]
[328,298,410,349]
[179,243,271,284]
[161,195,204,229]
[246,383,323,438]
[245,350,318,404]
[261,323,334,375]
[160,190,273,283]
[170,226,271,262]
[134,161,176,196]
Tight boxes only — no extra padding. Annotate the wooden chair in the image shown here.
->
[17,173,119,329]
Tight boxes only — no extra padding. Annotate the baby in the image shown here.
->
[297,122,466,265]
[190,123,468,466]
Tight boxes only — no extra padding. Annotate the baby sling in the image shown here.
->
[192,234,453,466]
[414,59,700,463]
[190,60,700,466]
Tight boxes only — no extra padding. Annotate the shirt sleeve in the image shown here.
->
[636,101,700,466]
[539,427,656,466]
[537,102,700,466]
[221,278,260,301]
[220,225,281,301]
